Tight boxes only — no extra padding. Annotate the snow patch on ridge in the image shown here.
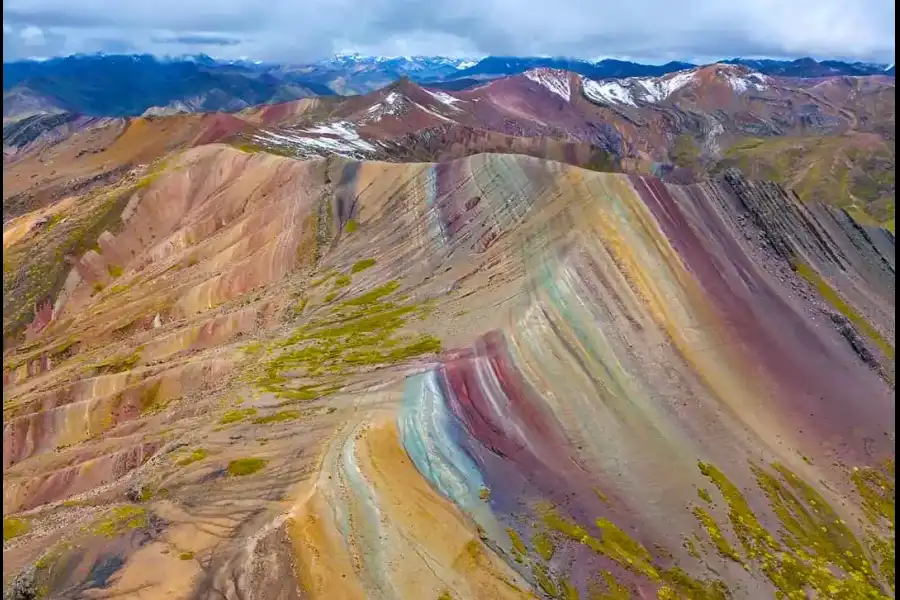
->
[524,68,571,101]
[582,79,637,107]
[582,69,696,106]
[413,101,455,122]
[252,120,377,158]
[728,72,767,92]
[717,66,769,93]
[636,71,696,102]
[424,89,462,109]
[362,90,406,122]
[582,65,769,107]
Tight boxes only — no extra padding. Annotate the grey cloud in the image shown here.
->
[150,33,243,46]
[2,0,895,63]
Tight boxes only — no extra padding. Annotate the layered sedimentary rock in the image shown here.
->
[3,149,894,599]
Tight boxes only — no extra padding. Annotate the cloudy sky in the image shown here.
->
[2,0,895,64]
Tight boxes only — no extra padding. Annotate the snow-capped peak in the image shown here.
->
[582,68,696,107]
[361,90,409,122]
[524,68,572,101]
[582,64,769,107]
[707,64,769,92]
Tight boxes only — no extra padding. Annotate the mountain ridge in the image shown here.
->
[2,144,894,599]
[4,52,893,122]
[4,62,894,233]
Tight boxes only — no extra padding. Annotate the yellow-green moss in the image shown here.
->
[532,532,555,561]
[292,296,309,316]
[220,408,257,424]
[252,410,302,424]
[794,261,894,361]
[179,551,195,560]
[107,264,124,278]
[692,506,741,562]
[90,505,148,538]
[479,487,491,501]
[695,460,893,598]
[234,143,261,154]
[3,181,134,342]
[176,448,209,466]
[350,258,376,273]
[94,349,142,374]
[344,219,359,233]
[540,504,729,598]
[253,281,440,400]
[850,460,895,528]
[338,280,400,308]
[3,517,30,541]
[590,570,631,600]
[507,527,528,561]
[697,461,774,558]
[593,488,611,505]
[227,457,267,476]
[333,274,352,288]
[560,577,581,600]
[683,536,701,559]
[242,342,265,355]
[138,380,166,414]
[697,487,713,504]
[532,563,559,597]
[309,272,335,288]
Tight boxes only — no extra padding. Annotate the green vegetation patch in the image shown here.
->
[532,532,555,561]
[851,458,895,528]
[242,342,265,355]
[794,261,894,361]
[670,133,701,169]
[176,448,209,466]
[309,271,336,288]
[691,459,895,598]
[3,516,30,541]
[220,408,258,425]
[251,280,441,401]
[344,219,359,233]
[507,528,528,562]
[138,380,167,414]
[252,410,303,424]
[227,457,267,476]
[90,505,148,538]
[232,141,297,158]
[93,348,143,374]
[332,274,352,288]
[350,258,376,273]
[718,135,895,226]
[291,296,309,317]
[107,264,124,278]
[3,170,173,344]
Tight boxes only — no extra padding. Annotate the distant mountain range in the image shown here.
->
[2,52,894,121]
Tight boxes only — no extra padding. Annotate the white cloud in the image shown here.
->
[19,25,46,46]
[1,0,895,63]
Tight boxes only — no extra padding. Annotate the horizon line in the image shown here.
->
[3,51,894,68]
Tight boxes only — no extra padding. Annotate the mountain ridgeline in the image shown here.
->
[3,52,894,121]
